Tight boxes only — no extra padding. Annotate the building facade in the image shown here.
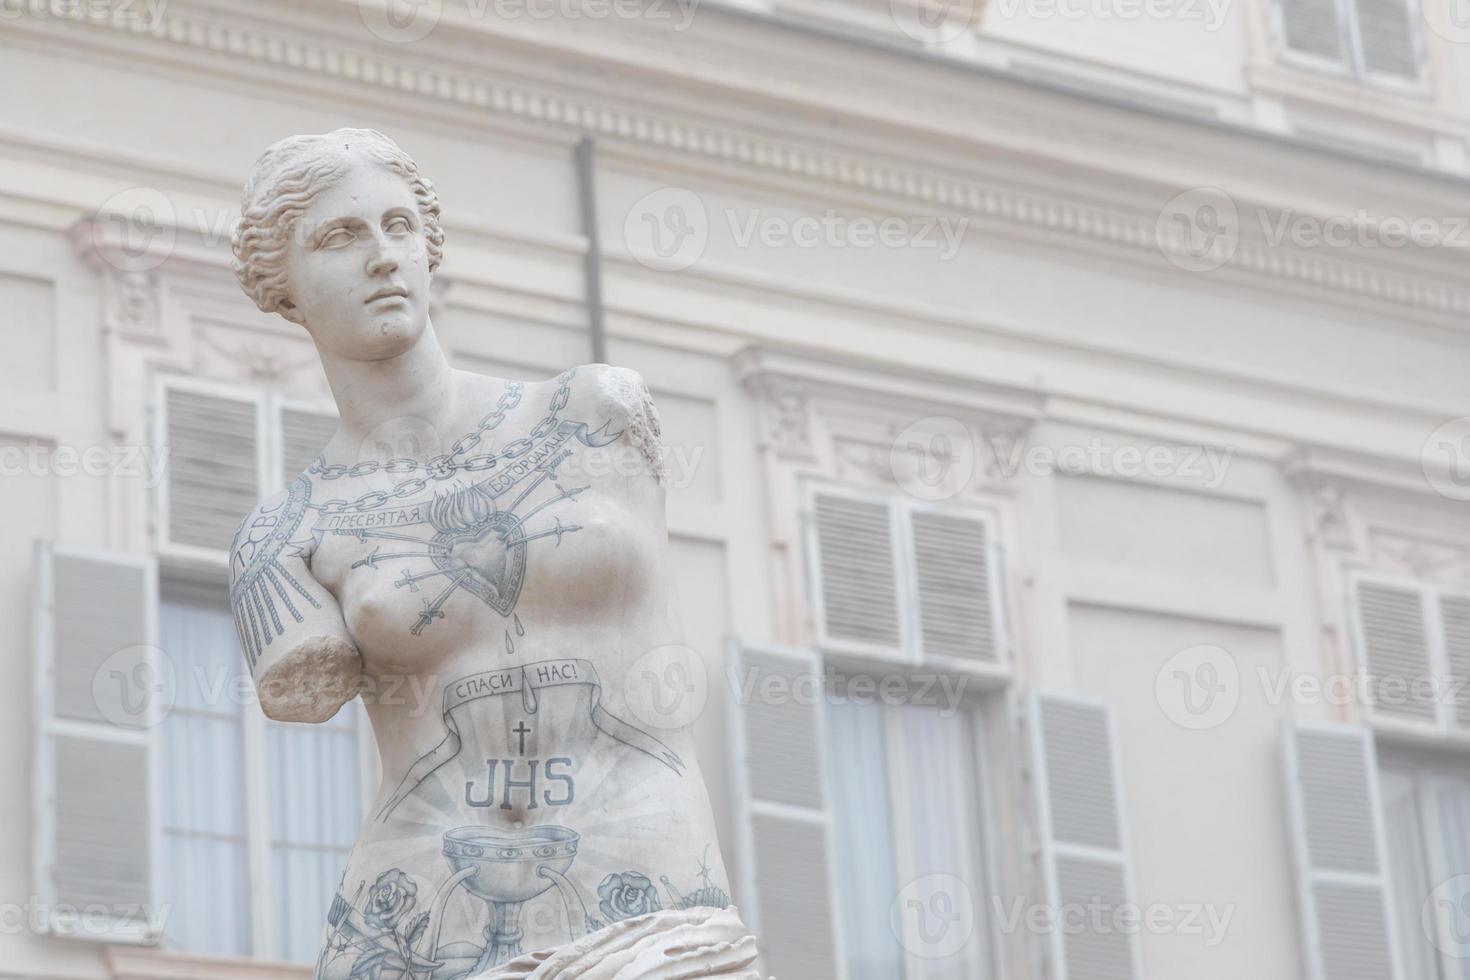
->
[3,1,1470,978]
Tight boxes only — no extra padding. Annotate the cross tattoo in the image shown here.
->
[513,721,531,755]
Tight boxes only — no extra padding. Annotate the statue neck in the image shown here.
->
[316,317,458,450]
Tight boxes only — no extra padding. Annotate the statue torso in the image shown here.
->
[294,366,732,979]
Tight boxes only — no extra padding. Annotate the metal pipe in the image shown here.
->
[575,136,607,364]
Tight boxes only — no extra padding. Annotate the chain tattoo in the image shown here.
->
[307,369,574,515]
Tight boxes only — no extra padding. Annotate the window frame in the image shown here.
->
[152,373,337,563]
[1272,0,1432,94]
[1347,568,1470,740]
[803,479,1011,683]
[149,375,372,965]
[823,655,1005,980]
[155,581,378,965]
[1378,750,1470,980]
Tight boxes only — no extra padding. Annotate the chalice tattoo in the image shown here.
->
[229,369,623,666]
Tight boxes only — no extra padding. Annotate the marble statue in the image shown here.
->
[227,129,762,979]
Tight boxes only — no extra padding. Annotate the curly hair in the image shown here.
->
[231,128,443,324]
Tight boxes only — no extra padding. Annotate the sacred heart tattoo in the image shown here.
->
[230,369,625,658]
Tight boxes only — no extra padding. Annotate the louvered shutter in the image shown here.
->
[279,404,337,483]
[33,542,161,943]
[727,642,842,980]
[161,383,262,554]
[1439,594,1470,730]
[1353,0,1424,82]
[1280,0,1348,63]
[1351,578,1437,726]
[1281,723,1402,980]
[910,506,1004,665]
[810,488,902,654]
[1029,693,1141,980]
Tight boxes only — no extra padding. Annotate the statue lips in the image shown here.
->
[431,513,528,616]
[364,283,410,305]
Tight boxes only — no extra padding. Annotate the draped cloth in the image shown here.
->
[469,905,766,980]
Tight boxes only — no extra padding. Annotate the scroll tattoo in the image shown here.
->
[378,658,685,822]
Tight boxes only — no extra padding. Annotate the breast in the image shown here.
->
[321,490,660,674]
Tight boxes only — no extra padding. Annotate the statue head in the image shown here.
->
[232,128,444,358]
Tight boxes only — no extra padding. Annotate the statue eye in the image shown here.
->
[320,227,354,249]
[385,215,414,234]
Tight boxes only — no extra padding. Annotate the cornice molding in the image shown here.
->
[736,344,1041,498]
[1281,445,1448,500]
[9,2,1470,329]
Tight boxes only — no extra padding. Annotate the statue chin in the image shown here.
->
[311,306,428,360]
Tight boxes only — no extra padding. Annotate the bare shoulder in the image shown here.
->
[566,363,665,482]
[228,475,316,590]
[564,362,655,414]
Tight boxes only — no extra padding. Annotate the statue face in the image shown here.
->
[285,160,432,359]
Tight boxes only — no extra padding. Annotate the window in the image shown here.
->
[806,482,1006,671]
[1276,0,1427,88]
[156,376,336,559]
[1350,573,1470,734]
[158,589,366,963]
[1382,757,1470,980]
[825,690,995,980]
